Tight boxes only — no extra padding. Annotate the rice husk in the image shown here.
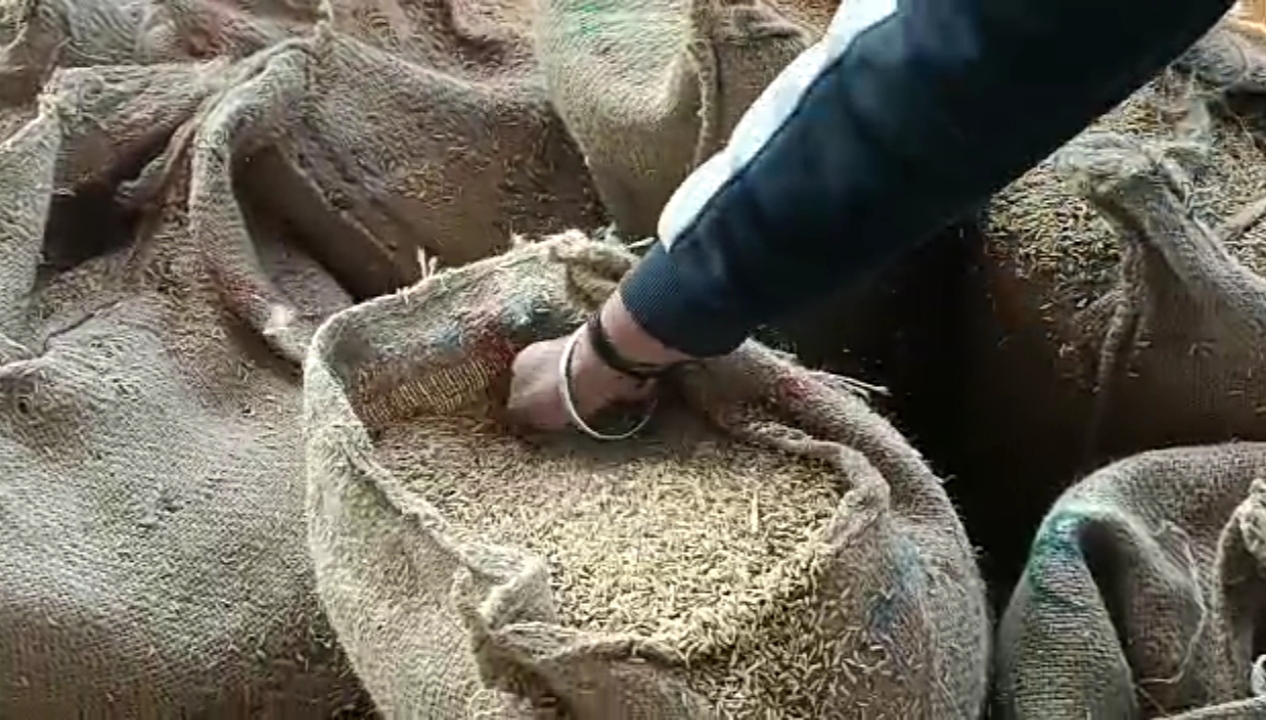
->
[985,68,1266,333]
[946,25,1266,608]
[376,409,839,639]
[305,233,990,719]
[375,402,847,716]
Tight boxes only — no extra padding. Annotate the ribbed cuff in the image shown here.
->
[618,242,753,358]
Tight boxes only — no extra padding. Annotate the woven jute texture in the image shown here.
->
[532,0,814,238]
[995,442,1266,718]
[1,0,617,713]
[303,233,990,719]
[976,20,1266,468]
[121,0,604,302]
[0,63,371,716]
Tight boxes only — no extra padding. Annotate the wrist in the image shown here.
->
[567,326,646,409]
[597,292,694,369]
[555,322,659,442]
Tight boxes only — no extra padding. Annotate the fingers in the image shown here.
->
[505,336,661,435]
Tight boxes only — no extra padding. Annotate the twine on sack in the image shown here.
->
[1133,521,1209,710]
[685,0,724,169]
[1053,128,1266,464]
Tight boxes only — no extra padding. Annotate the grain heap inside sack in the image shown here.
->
[304,233,990,718]
[995,442,1266,718]
[986,46,1266,326]
[382,411,843,645]
[978,20,1266,461]
[952,21,1266,590]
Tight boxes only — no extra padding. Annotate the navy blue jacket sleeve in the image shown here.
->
[618,0,1234,358]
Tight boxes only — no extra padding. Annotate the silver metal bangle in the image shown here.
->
[557,327,656,441]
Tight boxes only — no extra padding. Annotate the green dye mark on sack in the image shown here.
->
[1023,505,1098,609]
[565,0,638,41]
[866,536,927,673]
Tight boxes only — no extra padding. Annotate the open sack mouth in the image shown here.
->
[301,234,987,718]
[6,0,1266,718]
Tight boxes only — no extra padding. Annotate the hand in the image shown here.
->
[506,292,691,433]
[506,331,652,432]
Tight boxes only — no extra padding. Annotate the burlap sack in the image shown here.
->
[0,49,371,715]
[771,0,838,36]
[995,442,1266,718]
[304,232,990,718]
[137,0,317,61]
[976,21,1266,466]
[0,0,151,65]
[0,0,155,108]
[141,0,604,302]
[944,22,1266,591]
[532,0,813,237]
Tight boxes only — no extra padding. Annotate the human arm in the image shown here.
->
[508,0,1234,430]
[620,0,1232,358]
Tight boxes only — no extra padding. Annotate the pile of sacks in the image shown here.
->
[3,0,1266,715]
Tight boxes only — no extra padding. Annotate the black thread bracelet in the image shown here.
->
[585,313,676,381]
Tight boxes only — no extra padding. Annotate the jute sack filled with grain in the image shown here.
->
[140,0,604,301]
[994,442,1266,718]
[970,20,1266,471]
[137,0,318,61]
[0,0,232,92]
[303,232,990,718]
[0,58,370,715]
[532,0,812,237]
[0,0,151,89]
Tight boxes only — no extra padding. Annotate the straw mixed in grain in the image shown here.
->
[375,401,841,637]
[373,396,870,716]
[306,234,987,717]
[986,70,1266,319]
